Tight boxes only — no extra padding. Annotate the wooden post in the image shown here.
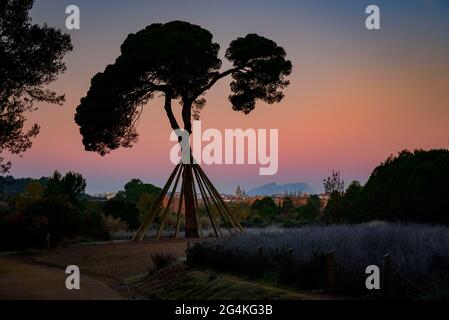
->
[326,251,334,290]
[287,248,293,256]
[258,246,263,255]
[382,254,391,297]
[46,233,51,251]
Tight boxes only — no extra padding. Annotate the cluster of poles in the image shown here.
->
[132,163,244,241]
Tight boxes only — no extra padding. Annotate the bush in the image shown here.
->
[104,215,129,232]
[323,149,449,224]
[187,223,449,298]
[150,252,177,271]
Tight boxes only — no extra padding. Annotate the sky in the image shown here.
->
[6,0,449,194]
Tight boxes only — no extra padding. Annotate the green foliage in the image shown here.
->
[45,171,86,202]
[295,195,320,222]
[281,197,294,214]
[0,171,108,251]
[104,195,140,230]
[228,202,251,222]
[250,197,278,219]
[0,175,48,199]
[123,178,160,205]
[104,178,161,229]
[0,0,72,173]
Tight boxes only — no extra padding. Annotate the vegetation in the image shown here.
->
[187,223,449,298]
[324,149,449,224]
[0,0,72,173]
[150,252,177,272]
[104,179,160,230]
[295,195,320,222]
[0,171,108,250]
[0,175,48,199]
[74,20,292,238]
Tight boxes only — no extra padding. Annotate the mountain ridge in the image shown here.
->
[247,182,314,196]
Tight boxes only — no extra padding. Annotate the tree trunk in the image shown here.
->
[180,99,199,238]
[183,164,199,238]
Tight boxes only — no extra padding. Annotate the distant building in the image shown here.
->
[235,185,247,199]
[89,192,117,202]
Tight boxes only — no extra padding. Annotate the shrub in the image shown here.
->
[104,215,129,233]
[150,252,177,271]
[187,223,449,298]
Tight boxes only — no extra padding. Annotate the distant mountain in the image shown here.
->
[247,182,314,196]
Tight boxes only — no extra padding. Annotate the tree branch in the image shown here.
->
[193,67,242,100]
[163,92,180,131]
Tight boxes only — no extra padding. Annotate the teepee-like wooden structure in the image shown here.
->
[132,163,244,241]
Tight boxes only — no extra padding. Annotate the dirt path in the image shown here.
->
[0,257,122,300]
[35,240,191,282]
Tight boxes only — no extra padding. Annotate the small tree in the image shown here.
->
[45,171,87,202]
[281,197,295,213]
[323,170,345,195]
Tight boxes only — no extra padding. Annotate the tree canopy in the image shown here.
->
[323,149,449,224]
[0,0,72,173]
[75,20,292,155]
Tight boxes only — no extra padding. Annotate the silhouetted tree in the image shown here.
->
[75,21,291,237]
[46,171,86,202]
[296,195,320,221]
[323,170,344,195]
[251,196,278,219]
[361,149,449,223]
[119,178,161,205]
[104,194,140,230]
[0,0,72,173]
[281,196,295,213]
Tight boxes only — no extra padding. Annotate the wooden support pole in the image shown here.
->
[193,165,232,235]
[191,169,201,238]
[382,254,391,297]
[132,163,181,241]
[195,164,243,232]
[326,251,335,290]
[193,165,219,237]
[175,168,186,239]
[156,164,183,240]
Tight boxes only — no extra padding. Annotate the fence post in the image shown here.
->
[46,233,51,251]
[287,248,293,256]
[326,251,334,290]
[382,254,391,297]
[258,246,263,255]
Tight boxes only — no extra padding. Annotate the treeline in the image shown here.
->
[0,172,160,251]
[0,176,49,199]
[235,149,449,227]
[323,149,449,224]
[239,195,321,228]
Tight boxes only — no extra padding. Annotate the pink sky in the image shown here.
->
[6,0,449,194]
